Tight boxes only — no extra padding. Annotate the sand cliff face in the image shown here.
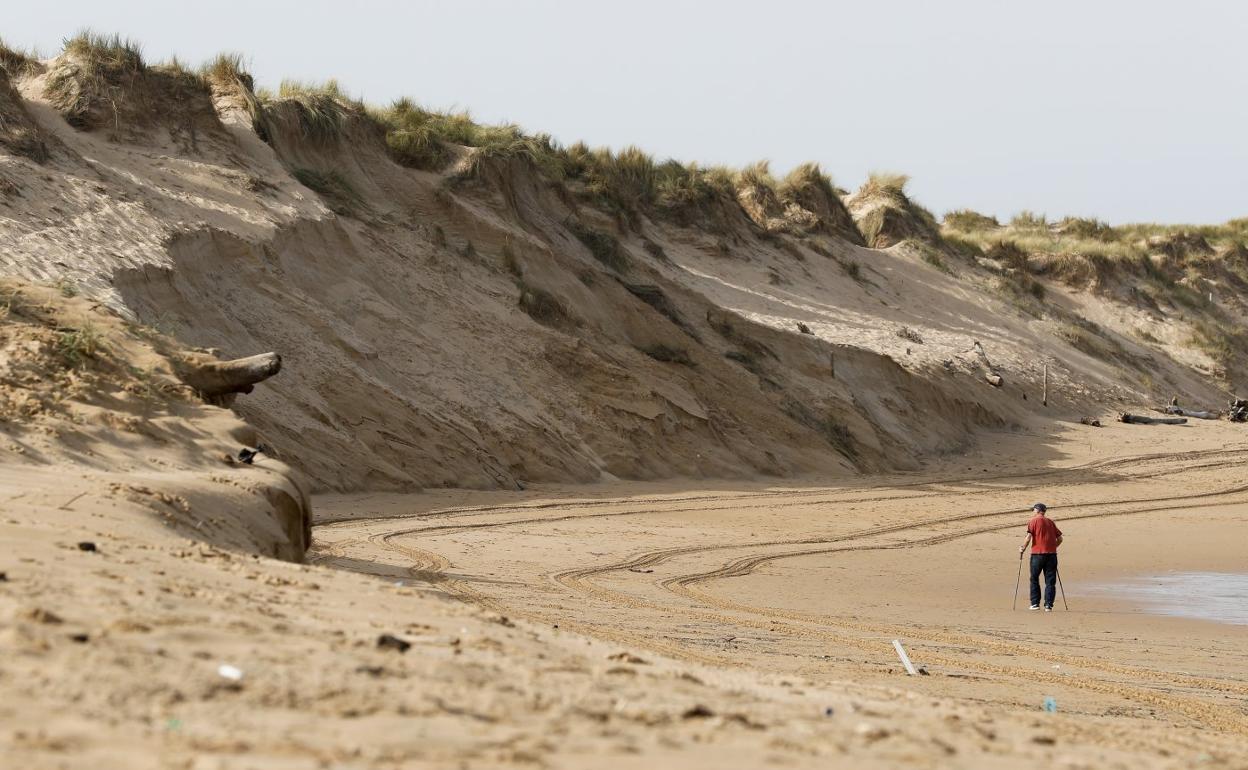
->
[0,53,1234,492]
[0,58,1012,492]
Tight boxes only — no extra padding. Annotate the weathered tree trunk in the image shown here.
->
[1161,405,1218,420]
[1119,413,1187,425]
[175,352,282,399]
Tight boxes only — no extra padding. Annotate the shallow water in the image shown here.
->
[1084,572,1248,626]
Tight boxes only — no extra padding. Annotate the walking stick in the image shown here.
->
[1013,555,1024,610]
[1056,567,1069,610]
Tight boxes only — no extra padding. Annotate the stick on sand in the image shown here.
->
[892,639,918,676]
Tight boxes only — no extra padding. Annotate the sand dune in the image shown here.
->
[2,37,1246,768]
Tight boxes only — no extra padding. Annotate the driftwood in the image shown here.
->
[1160,405,1218,420]
[174,352,282,398]
[1080,417,1102,427]
[1230,398,1248,423]
[1119,412,1187,426]
[969,341,1004,387]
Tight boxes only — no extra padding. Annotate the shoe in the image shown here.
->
[1044,606,1053,612]
[1029,605,1040,611]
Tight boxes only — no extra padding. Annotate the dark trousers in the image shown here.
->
[1029,553,1058,608]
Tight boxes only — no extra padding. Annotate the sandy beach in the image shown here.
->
[3,23,1248,768]
[315,417,1248,765]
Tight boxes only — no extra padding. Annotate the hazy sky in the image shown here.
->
[8,1,1246,223]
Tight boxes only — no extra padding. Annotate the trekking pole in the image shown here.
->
[1056,568,1069,611]
[1012,555,1024,610]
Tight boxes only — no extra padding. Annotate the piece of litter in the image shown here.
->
[237,444,269,464]
[1042,696,1057,713]
[165,718,182,731]
[892,639,918,676]
[377,634,411,653]
[217,664,244,681]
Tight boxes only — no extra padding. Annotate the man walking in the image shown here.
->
[1019,503,1062,611]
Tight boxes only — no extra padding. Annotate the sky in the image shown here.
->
[7,0,1247,224]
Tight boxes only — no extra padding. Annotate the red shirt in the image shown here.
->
[1027,515,1062,553]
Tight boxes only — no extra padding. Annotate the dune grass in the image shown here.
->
[62,30,144,72]
[563,144,658,214]
[256,80,852,231]
[258,79,363,142]
[943,209,1000,231]
[736,160,778,192]
[777,162,835,206]
[654,160,735,211]
[940,198,1248,296]
[858,172,910,201]
[44,30,151,131]
[199,52,253,91]
[1009,210,1048,231]
[372,98,562,179]
[56,322,104,368]
[851,172,945,248]
[0,38,40,76]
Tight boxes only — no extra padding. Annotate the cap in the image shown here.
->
[1032,502,1047,512]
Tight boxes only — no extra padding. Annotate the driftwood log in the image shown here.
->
[174,352,282,401]
[970,341,1004,387]
[1160,405,1218,420]
[1119,412,1187,426]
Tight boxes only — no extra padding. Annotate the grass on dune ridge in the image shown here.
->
[236,75,843,220]
[0,37,41,76]
[22,30,1247,263]
[22,30,860,230]
[943,207,1248,265]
